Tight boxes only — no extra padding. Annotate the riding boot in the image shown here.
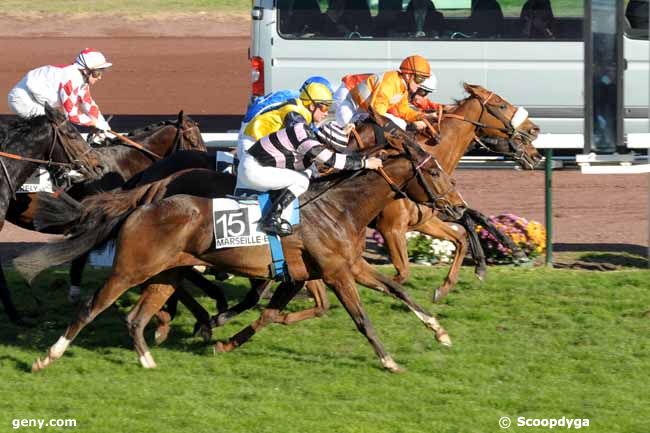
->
[258,189,297,237]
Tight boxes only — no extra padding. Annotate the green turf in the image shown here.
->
[0,263,648,432]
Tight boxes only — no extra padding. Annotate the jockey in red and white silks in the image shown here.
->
[7,48,112,132]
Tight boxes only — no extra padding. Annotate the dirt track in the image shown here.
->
[0,15,647,263]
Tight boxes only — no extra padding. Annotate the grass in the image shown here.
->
[0,263,649,432]
[0,0,251,16]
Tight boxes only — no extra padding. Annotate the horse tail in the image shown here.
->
[16,179,174,284]
[13,213,128,285]
[33,192,84,232]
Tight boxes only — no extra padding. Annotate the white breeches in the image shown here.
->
[7,84,46,118]
[236,150,310,197]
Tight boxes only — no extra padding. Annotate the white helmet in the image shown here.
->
[418,74,438,93]
[75,48,112,70]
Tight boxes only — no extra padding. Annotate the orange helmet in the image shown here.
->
[399,55,431,78]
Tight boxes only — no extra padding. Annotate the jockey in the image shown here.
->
[7,48,112,139]
[334,54,437,131]
[238,121,383,236]
[410,75,442,112]
[237,81,333,161]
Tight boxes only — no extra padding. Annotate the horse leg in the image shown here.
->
[325,274,403,372]
[173,285,212,342]
[214,281,304,353]
[182,268,229,313]
[68,252,89,303]
[152,290,178,345]
[210,279,271,328]
[414,218,469,302]
[32,272,146,373]
[460,212,488,281]
[127,283,175,368]
[0,262,23,325]
[376,212,411,284]
[351,258,451,347]
[273,279,330,325]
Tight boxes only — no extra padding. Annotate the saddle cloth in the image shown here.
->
[211,192,299,250]
[213,191,299,281]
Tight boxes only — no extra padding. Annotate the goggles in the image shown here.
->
[413,74,427,84]
[316,103,331,112]
[89,69,104,79]
[415,88,431,97]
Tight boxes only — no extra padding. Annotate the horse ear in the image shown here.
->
[177,110,185,123]
[463,83,476,95]
[43,102,60,123]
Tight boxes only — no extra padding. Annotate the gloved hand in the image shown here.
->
[90,131,107,145]
[94,117,111,132]
[363,157,383,170]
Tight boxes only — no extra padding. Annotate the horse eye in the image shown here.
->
[500,104,507,110]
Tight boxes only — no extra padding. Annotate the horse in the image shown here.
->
[21,130,463,372]
[364,83,541,300]
[0,104,105,324]
[28,83,541,344]
[2,111,207,321]
[205,83,542,331]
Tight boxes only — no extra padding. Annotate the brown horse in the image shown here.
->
[370,83,541,300]
[211,83,541,330]
[25,132,462,372]
[47,83,540,344]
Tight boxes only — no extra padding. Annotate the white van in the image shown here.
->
[249,0,649,137]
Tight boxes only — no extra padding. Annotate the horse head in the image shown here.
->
[44,104,105,180]
[462,83,542,169]
[368,111,466,219]
[175,111,207,152]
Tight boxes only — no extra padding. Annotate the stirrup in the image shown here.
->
[259,218,293,237]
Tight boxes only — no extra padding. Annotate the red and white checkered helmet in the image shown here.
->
[74,48,112,70]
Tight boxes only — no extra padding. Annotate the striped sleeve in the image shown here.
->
[315,121,349,151]
[298,124,364,170]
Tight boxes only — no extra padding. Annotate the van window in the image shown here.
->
[277,0,584,40]
[625,0,649,40]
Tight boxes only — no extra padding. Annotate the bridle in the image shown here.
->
[0,118,99,197]
[443,93,537,167]
[170,120,202,154]
[375,143,456,211]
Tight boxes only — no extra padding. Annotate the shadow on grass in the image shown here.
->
[553,244,648,270]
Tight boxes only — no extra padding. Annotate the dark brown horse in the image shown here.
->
[5,112,207,309]
[0,105,105,324]
[24,131,462,372]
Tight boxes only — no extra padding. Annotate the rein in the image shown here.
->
[109,130,163,160]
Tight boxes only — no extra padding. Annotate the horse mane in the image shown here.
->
[1,115,51,149]
[126,120,176,137]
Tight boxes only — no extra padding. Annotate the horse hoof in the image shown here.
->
[436,332,452,347]
[31,358,46,373]
[475,268,487,282]
[199,325,212,343]
[154,326,170,346]
[214,341,231,353]
[392,274,407,284]
[433,288,447,303]
[382,357,404,373]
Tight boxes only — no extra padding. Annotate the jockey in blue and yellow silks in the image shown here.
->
[235,81,382,236]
